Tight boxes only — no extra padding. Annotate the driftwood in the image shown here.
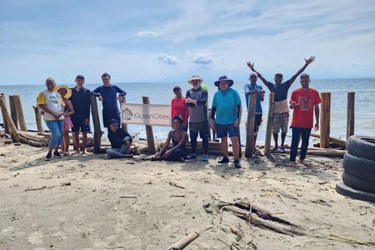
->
[167,232,199,250]
[32,106,44,133]
[270,148,345,157]
[13,95,27,131]
[310,133,346,148]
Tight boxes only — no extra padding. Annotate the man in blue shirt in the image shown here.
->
[247,56,315,152]
[210,75,242,168]
[91,73,126,130]
[244,73,265,148]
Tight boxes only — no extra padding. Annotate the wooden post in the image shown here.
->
[264,93,275,155]
[33,106,44,134]
[0,94,20,142]
[91,96,103,154]
[0,93,10,134]
[346,92,355,139]
[119,96,128,133]
[320,92,331,148]
[245,92,256,158]
[9,96,18,129]
[13,95,27,131]
[142,96,156,154]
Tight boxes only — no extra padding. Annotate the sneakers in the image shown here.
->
[279,146,286,153]
[186,153,197,160]
[53,151,62,158]
[218,156,229,163]
[201,155,209,162]
[234,159,241,168]
[45,153,52,161]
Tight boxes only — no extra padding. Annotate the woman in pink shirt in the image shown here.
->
[171,86,189,131]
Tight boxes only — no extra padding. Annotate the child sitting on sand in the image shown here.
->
[151,115,187,162]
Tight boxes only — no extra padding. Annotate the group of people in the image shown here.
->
[37,56,321,167]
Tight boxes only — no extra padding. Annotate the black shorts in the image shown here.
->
[189,121,210,139]
[103,108,120,128]
[71,117,91,132]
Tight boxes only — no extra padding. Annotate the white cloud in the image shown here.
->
[158,53,180,65]
[135,31,163,38]
[191,50,214,64]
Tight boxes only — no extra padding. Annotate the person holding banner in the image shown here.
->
[185,75,210,162]
[91,73,126,130]
[151,115,188,162]
[171,86,189,131]
[106,119,133,158]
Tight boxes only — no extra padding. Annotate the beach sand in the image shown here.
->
[0,143,374,250]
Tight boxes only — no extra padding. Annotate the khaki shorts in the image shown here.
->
[272,112,289,133]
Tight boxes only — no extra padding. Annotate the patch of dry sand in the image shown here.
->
[0,144,374,249]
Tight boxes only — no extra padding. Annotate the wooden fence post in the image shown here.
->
[346,92,355,139]
[14,95,27,131]
[9,96,18,130]
[264,93,275,155]
[320,92,331,148]
[91,96,103,154]
[120,96,128,133]
[245,92,256,158]
[142,96,156,154]
[33,106,44,134]
[0,94,20,142]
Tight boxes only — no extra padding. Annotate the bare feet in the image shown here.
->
[299,159,305,164]
[72,150,80,155]
[287,161,297,167]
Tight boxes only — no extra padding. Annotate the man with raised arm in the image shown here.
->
[247,56,315,153]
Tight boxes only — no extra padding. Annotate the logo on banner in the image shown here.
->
[122,108,133,120]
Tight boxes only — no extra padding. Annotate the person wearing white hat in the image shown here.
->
[185,75,210,162]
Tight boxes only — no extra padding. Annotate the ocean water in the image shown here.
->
[1,78,374,144]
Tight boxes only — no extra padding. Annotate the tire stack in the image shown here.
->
[336,135,375,203]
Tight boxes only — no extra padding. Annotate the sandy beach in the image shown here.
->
[0,143,374,250]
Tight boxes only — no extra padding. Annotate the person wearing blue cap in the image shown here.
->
[210,75,242,168]
[106,119,133,158]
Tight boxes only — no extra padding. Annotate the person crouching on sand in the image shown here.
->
[56,86,74,156]
[151,115,188,162]
[106,119,133,158]
[37,77,65,161]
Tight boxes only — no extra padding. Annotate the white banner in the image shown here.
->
[120,103,171,126]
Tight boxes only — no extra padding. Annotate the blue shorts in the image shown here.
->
[215,123,239,138]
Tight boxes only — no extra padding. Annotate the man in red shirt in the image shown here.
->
[289,74,321,165]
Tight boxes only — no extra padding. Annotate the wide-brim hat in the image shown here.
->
[214,75,234,87]
[55,85,72,99]
[188,75,203,84]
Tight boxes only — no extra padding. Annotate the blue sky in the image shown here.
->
[0,0,374,85]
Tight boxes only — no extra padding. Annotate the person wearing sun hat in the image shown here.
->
[185,75,210,162]
[56,85,75,156]
[37,77,65,161]
[210,75,242,168]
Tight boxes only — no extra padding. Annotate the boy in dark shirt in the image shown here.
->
[106,119,133,158]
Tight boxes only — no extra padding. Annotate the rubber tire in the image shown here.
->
[343,153,375,182]
[336,182,375,203]
[342,171,375,193]
[347,135,375,161]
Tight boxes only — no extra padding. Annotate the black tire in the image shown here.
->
[343,153,375,182]
[336,182,375,203]
[342,172,375,193]
[347,135,375,161]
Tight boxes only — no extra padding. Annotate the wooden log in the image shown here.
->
[346,92,355,139]
[19,131,50,144]
[245,92,256,157]
[0,95,20,142]
[270,148,345,157]
[91,95,103,154]
[310,133,346,148]
[13,95,27,131]
[167,232,200,250]
[33,106,44,133]
[320,92,331,148]
[9,96,18,129]
[142,96,156,154]
[264,93,275,155]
